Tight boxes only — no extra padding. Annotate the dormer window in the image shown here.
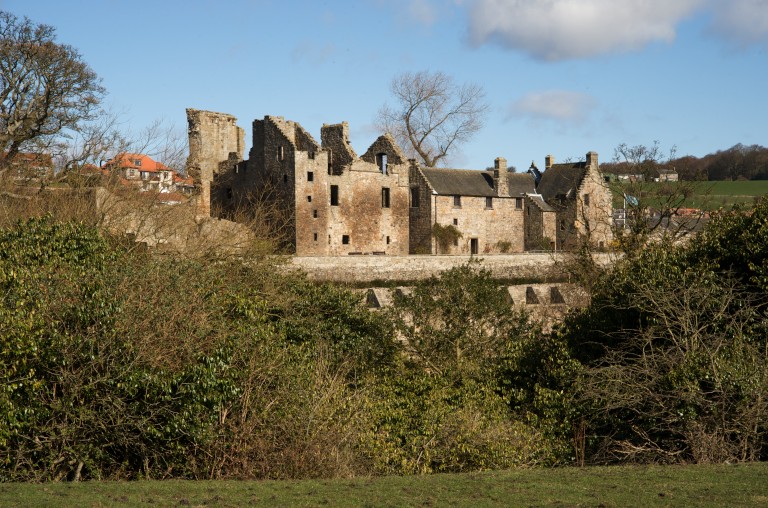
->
[133,159,142,166]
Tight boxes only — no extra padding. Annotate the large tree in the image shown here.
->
[0,11,104,175]
[376,70,487,167]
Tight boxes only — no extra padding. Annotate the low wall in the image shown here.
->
[285,253,615,283]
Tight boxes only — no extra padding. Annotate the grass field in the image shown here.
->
[612,180,768,210]
[1,463,766,507]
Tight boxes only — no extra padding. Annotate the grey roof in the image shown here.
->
[420,168,535,197]
[537,163,587,201]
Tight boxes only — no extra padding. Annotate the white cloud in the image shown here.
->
[707,0,768,47]
[466,0,704,60]
[507,90,597,124]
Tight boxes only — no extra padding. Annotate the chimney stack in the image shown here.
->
[545,154,554,170]
[586,151,598,169]
[494,157,508,197]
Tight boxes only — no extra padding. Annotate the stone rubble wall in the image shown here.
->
[286,252,615,283]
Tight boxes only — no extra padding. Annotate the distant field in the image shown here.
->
[1,463,767,507]
[612,180,768,210]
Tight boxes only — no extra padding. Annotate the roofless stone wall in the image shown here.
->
[186,109,245,217]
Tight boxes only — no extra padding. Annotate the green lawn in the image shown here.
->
[611,180,768,210]
[2,463,767,507]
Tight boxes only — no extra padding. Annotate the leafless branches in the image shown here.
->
[377,71,488,167]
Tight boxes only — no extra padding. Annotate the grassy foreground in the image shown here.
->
[1,463,766,507]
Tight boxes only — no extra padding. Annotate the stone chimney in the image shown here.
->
[545,154,554,170]
[586,151,598,169]
[494,157,508,197]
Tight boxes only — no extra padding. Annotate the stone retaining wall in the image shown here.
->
[285,252,615,283]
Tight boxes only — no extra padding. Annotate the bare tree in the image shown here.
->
[376,71,488,167]
[0,11,104,176]
[610,141,707,253]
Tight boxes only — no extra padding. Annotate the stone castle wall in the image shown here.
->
[287,252,615,283]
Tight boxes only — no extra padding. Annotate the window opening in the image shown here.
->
[376,153,388,174]
[342,235,350,245]
[381,187,390,208]
[330,185,339,206]
[453,195,461,208]
[410,187,420,208]
[307,171,314,182]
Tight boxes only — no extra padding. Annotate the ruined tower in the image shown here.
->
[185,109,245,217]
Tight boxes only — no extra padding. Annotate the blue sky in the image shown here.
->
[3,0,767,171]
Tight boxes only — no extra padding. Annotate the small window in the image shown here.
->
[330,185,339,206]
[376,153,388,174]
[584,193,590,206]
[453,218,458,226]
[327,150,333,174]
[342,235,350,245]
[381,187,390,208]
[313,233,318,241]
[386,236,390,245]
[515,197,522,209]
[307,195,312,202]
[283,174,288,184]
[560,220,565,231]
[277,146,284,161]
[485,196,493,209]
[453,195,462,208]
[313,209,318,218]
[527,206,530,216]
[410,187,420,208]
[470,238,479,255]
[307,171,314,182]
[309,151,315,160]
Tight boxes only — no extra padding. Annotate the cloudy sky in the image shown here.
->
[3,0,767,170]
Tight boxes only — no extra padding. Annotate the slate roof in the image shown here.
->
[527,194,556,212]
[419,168,536,197]
[537,162,587,201]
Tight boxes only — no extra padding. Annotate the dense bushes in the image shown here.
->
[561,199,768,464]
[3,198,767,481]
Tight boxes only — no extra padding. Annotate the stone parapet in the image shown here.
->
[284,252,615,283]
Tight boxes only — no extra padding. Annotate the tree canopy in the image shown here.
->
[0,11,104,174]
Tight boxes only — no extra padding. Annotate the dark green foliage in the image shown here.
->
[0,217,238,481]
[272,279,399,378]
[561,198,768,464]
[390,262,531,377]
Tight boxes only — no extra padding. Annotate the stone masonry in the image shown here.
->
[186,109,614,256]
